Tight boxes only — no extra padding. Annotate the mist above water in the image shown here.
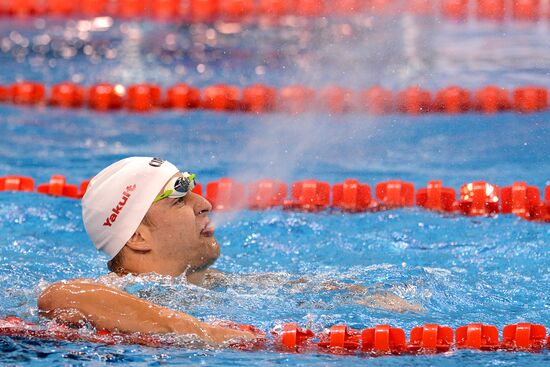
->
[211,15,433,226]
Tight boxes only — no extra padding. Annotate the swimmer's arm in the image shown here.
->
[37,279,253,344]
[320,281,424,313]
[204,271,423,313]
[356,292,424,313]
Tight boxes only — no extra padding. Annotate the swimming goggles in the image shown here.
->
[153,172,197,203]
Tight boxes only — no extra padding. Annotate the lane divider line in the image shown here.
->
[1,0,549,24]
[2,175,550,222]
[0,317,549,354]
[1,82,549,114]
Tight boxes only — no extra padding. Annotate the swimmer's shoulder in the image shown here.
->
[97,272,119,284]
[96,272,137,291]
[41,274,127,291]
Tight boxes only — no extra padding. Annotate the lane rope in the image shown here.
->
[0,317,549,354]
[1,0,549,24]
[1,82,548,114]
[2,175,549,222]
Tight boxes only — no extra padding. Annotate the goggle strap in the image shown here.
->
[153,189,174,203]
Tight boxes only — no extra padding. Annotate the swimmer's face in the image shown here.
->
[143,174,220,275]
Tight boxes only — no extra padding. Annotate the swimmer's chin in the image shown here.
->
[203,238,221,261]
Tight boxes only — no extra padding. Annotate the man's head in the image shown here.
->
[82,157,219,277]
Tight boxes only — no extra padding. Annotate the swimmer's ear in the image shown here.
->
[125,224,153,253]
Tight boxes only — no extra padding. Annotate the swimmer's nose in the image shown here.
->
[192,192,212,216]
[199,196,212,214]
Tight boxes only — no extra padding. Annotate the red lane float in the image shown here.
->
[360,86,393,114]
[165,84,201,109]
[296,0,324,17]
[361,324,407,354]
[375,180,415,207]
[477,0,506,20]
[332,179,375,212]
[0,176,34,192]
[475,86,511,113]
[242,84,277,113]
[50,82,85,108]
[220,0,254,21]
[406,0,434,15]
[278,85,316,114]
[127,84,162,112]
[435,86,471,113]
[513,87,548,113]
[259,0,291,17]
[416,180,456,212]
[502,323,546,351]
[330,0,365,15]
[458,181,499,216]
[47,0,76,16]
[192,182,203,196]
[441,0,469,20]
[318,325,361,352]
[206,178,245,211]
[455,323,500,350]
[512,0,540,21]
[116,0,147,18]
[544,185,550,221]
[368,0,398,14]
[500,182,541,220]
[2,82,550,115]
[189,0,219,22]
[396,87,432,114]
[0,86,8,102]
[79,180,90,198]
[88,83,125,110]
[283,180,330,211]
[202,84,240,111]
[247,179,287,209]
[320,86,355,113]
[5,0,43,17]
[280,323,314,350]
[37,175,80,198]
[10,82,46,105]
[151,0,180,19]
[80,0,108,16]
[407,324,453,353]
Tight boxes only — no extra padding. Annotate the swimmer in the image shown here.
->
[38,157,421,345]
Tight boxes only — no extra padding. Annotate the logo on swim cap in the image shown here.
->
[103,184,137,227]
[149,158,165,167]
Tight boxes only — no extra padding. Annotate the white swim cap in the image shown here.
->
[82,157,179,258]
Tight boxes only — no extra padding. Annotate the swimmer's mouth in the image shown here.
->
[201,224,215,237]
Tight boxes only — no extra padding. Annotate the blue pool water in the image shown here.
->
[1,15,550,366]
